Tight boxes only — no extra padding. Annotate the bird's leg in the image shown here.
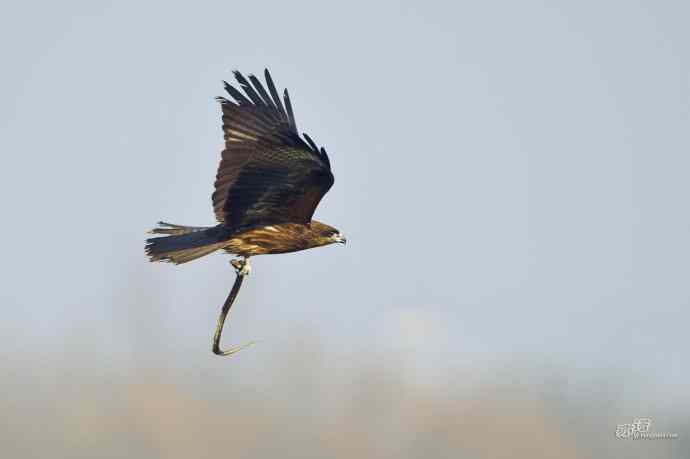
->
[231,257,252,276]
[212,257,255,357]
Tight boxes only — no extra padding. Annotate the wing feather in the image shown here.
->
[222,81,251,106]
[212,69,333,227]
[264,69,289,124]
[222,147,334,231]
[233,71,268,108]
[283,89,297,132]
[248,74,274,112]
[302,133,319,153]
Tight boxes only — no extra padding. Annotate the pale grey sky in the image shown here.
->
[1,0,688,414]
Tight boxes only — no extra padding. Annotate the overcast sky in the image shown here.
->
[1,0,689,412]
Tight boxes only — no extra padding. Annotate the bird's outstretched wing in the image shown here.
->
[212,69,333,232]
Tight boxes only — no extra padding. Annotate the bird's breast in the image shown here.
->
[223,223,316,257]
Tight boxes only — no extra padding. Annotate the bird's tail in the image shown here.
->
[145,222,227,264]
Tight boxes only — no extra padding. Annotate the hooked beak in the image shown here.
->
[333,233,347,245]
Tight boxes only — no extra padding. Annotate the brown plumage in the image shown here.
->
[145,69,345,265]
[224,221,343,257]
[145,69,345,356]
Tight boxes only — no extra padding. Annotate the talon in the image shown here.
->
[230,258,251,276]
[240,261,251,276]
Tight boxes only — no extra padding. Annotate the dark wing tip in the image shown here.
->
[220,68,310,142]
[303,133,319,153]
[283,88,297,131]
[264,68,291,129]
[223,79,252,106]
[232,70,249,88]
[248,73,273,109]
[320,147,331,168]
[302,134,332,169]
[233,71,267,107]
[215,95,236,105]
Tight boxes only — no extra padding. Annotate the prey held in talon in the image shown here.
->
[145,68,346,357]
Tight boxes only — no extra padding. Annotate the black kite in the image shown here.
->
[146,69,345,356]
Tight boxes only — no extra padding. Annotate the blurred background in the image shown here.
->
[1,1,688,457]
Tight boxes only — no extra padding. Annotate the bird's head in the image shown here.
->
[329,231,347,245]
[311,221,346,246]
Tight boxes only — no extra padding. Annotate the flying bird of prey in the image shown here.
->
[146,69,345,356]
